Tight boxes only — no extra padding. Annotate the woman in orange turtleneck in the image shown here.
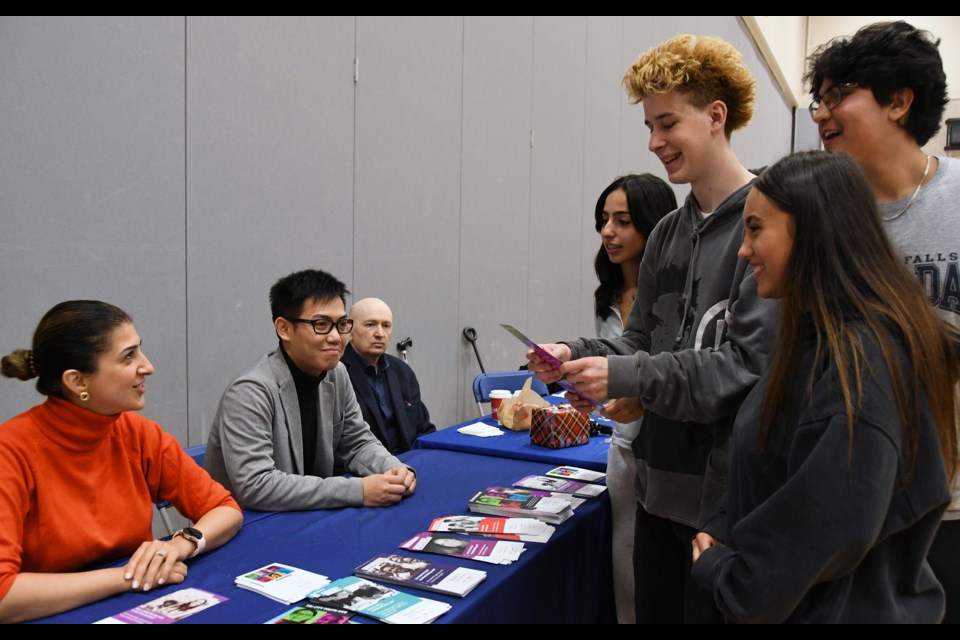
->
[0,300,242,623]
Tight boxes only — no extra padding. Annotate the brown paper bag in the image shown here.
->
[498,377,550,431]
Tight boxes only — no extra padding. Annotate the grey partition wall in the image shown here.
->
[0,17,188,431]
[354,16,464,433]
[185,17,356,443]
[0,16,793,444]
[527,16,589,346]
[458,16,535,417]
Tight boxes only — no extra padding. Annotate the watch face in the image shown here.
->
[183,527,203,540]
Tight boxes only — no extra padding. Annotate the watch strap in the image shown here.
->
[174,528,206,558]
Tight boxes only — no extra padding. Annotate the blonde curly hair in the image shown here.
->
[623,34,755,136]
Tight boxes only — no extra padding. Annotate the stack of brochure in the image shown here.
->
[467,486,574,524]
[354,554,486,597]
[513,474,607,497]
[429,515,555,543]
[400,531,525,565]
[95,588,226,624]
[544,465,606,483]
[308,576,451,624]
[234,563,331,605]
[263,603,354,624]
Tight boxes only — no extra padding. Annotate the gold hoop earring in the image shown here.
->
[79,391,90,402]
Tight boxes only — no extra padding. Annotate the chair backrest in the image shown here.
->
[472,370,548,403]
[184,444,206,468]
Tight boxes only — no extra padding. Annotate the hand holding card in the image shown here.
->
[502,324,566,368]
[500,324,602,408]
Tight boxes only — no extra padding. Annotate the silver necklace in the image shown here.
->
[881,154,931,222]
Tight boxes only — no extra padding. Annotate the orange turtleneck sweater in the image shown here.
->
[0,397,239,600]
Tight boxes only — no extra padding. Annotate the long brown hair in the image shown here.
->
[756,151,958,480]
[594,174,676,321]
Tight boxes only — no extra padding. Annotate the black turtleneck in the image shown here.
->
[279,343,326,475]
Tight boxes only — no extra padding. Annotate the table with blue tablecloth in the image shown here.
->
[32,448,615,624]
[414,396,613,472]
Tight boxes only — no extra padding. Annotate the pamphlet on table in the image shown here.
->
[400,531,526,565]
[545,465,607,483]
[429,515,556,543]
[94,587,226,624]
[467,486,574,524]
[234,562,331,605]
[263,602,355,624]
[308,576,451,624]
[354,553,486,597]
[514,474,607,497]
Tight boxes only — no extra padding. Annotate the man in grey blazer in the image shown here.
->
[205,268,416,511]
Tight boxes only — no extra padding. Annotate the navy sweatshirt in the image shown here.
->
[692,322,950,623]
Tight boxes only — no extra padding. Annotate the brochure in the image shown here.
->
[235,562,331,605]
[467,486,574,524]
[400,531,525,565]
[354,553,486,597]
[499,324,602,407]
[263,602,354,624]
[94,588,225,624]
[308,576,451,624]
[514,474,607,497]
[428,515,555,543]
[544,465,607,483]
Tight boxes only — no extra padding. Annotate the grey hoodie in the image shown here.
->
[565,181,778,527]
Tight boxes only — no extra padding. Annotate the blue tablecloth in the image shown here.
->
[415,398,613,472]
[33,449,615,624]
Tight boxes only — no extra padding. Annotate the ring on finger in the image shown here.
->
[155,550,166,558]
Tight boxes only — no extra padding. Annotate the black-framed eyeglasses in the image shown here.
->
[284,317,354,335]
[808,82,858,119]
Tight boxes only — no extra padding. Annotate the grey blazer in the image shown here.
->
[205,349,403,511]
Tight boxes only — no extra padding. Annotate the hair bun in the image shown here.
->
[1,349,37,381]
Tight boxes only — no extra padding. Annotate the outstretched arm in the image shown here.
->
[0,566,181,624]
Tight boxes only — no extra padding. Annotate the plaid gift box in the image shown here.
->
[530,405,591,449]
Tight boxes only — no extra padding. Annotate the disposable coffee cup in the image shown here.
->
[489,389,512,423]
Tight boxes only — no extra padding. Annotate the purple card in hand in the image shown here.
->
[500,324,601,407]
